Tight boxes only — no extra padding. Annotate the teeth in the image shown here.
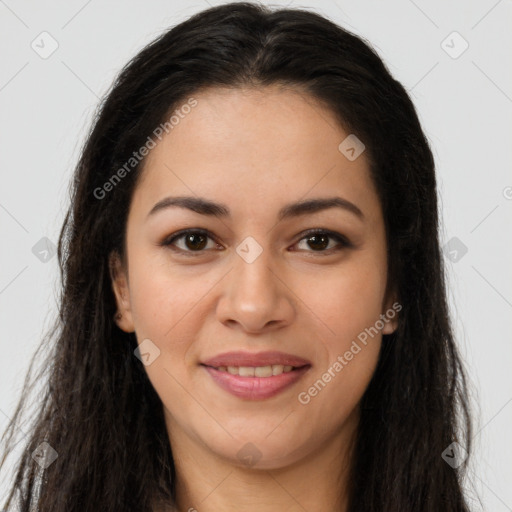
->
[255,366,272,377]
[239,366,255,377]
[272,365,284,376]
[216,365,296,376]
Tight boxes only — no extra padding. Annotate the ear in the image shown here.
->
[381,286,400,335]
[109,251,135,333]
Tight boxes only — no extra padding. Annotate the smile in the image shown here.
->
[210,364,296,376]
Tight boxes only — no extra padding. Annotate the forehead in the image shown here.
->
[131,85,381,224]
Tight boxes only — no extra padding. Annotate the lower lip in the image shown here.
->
[202,365,311,400]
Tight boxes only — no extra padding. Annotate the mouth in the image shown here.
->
[200,351,312,400]
[205,364,300,376]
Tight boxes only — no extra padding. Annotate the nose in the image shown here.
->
[215,246,295,334]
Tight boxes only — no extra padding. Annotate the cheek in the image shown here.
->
[126,253,225,396]
[126,263,205,408]
[302,254,387,348]
[127,252,209,342]
[296,261,385,424]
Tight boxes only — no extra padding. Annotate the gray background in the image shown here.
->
[1,0,511,509]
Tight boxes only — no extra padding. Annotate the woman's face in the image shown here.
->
[111,85,398,470]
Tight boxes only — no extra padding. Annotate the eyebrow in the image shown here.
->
[147,195,364,222]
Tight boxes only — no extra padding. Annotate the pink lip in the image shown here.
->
[201,350,311,368]
[201,351,312,400]
[203,365,311,400]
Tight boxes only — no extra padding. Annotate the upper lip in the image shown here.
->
[201,350,311,368]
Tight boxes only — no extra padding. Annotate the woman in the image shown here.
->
[0,2,474,511]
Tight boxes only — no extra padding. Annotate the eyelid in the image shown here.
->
[160,227,352,255]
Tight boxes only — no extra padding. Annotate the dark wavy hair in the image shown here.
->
[1,2,475,510]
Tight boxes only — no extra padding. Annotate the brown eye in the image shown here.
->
[295,229,351,253]
[304,233,330,251]
[161,228,351,256]
[182,232,208,251]
[162,229,219,254]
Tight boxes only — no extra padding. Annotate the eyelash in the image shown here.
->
[160,228,352,256]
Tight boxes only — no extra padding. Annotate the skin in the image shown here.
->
[110,84,398,512]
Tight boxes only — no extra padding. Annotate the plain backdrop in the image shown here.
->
[1,0,511,509]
